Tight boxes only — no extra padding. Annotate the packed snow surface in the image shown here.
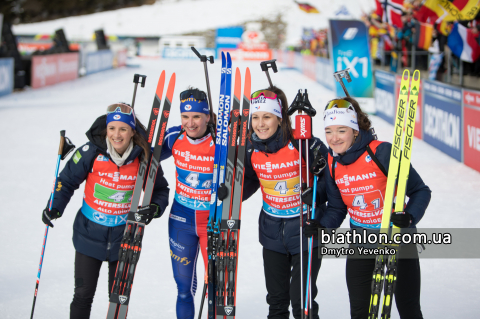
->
[1,59,479,318]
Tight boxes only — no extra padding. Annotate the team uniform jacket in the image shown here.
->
[243,129,329,255]
[319,129,431,230]
[51,115,170,262]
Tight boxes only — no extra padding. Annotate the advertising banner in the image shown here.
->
[115,49,128,67]
[163,48,216,59]
[31,53,79,89]
[396,74,423,139]
[316,57,334,91]
[286,51,295,68]
[423,80,462,161]
[294,52,302,71]
[328,19,374,98]
[216,27,243,49]
[85,50,113,75]
[462,89,480,172]
[302,55,316,81]
[219,48,271,61]
[374,70,396,125]
[0,58,14,97]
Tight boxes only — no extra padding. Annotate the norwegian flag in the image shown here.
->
[375,0,404,28]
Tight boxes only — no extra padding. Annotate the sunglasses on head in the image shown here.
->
[325,99,354,111]
[251,89,277,100]
[106,103,136,125]
[180,89,207,101]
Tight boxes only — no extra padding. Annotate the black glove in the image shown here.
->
[42,207,62,227]
[301,187,314,207]
[137,203,161,225]
[217,183,229,201]
[305,219,324,239]
[390,211,412,228]
[310,153,327,176]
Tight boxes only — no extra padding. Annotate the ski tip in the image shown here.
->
[244,68,251,98]
[155,70,166,97]
[235,68,241,96]
[413,69,420,81]
[227,52,232,64]
[166,73,176,99]
[402,69,410,80]
[222,51,226,60]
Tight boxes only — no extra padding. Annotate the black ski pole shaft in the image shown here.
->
[131,74,147,109]
[333,69,352,97]
[191,46,215,123]
[260,59,278,88]
[198,282,207,318]
[31,130,68,319]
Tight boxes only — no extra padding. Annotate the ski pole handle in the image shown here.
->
[58,130,66,156]
[131,74,147,109]
[260,59,278,87]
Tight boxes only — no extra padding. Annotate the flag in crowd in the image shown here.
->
[447,22,480,63]
[295,1,320,13]
[415,21,434,51]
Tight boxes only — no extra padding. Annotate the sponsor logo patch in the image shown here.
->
[113,114,121,120]
[82,145,89,152]
[73,150,82,164]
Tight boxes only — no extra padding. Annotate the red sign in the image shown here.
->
[31,53,79,89]
[395,75,422,139]
[302,55,316,81]
[287,51,295,68]
[219,49,272,61]
[115,49,128,67]
[463,89,480,173]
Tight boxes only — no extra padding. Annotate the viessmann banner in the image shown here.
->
[328,19,373,98]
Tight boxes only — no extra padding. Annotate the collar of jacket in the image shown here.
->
[86,114,146,161]
[328,129,375,165]
[251,128,289,154]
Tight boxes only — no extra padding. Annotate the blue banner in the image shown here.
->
[163,47,216,59]
[216,27,243,49]
[316,57,334,90]
[0,58,14,98]
[329,20,374,98]
[374,70,396,124]
[423,80,463,161]
[85,50,113,75]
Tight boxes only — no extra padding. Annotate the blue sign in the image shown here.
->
[216,27,243,49]
[163,48,216,59]
[0,58,14,98]
[329,20,374,97]
[374,70,396,124]
[423,80,463,161]
[316,57,334,91]
[85,50,113,75]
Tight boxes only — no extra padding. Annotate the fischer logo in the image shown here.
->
[153,108,159,115]
[253,160,300,173]
[174,149,214,162]
[170,237,185,251]
[335,172,377,186]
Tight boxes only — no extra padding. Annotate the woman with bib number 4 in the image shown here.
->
[160,88,215,319]
[241,87,329,319]
[41,103,170,318]
[305,97,431,319]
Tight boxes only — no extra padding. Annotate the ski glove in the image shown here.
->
[217,183,228,201]
[310,153,327,176]
[42,207,62,228]
[301,187,315,207]
[390,211,412,228]
[305,219,324,239]
[137,203,161,225]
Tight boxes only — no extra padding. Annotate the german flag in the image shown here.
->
[415,22,434,51]
[295,1,320,13]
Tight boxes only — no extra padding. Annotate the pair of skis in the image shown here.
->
[204,51,251,319]
[106,71,176,319]
[368,69,420,319]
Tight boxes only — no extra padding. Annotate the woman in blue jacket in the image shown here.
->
[306,97,431,318]
[242,86,329,319]
[41,103,170,319]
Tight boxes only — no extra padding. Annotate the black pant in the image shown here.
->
[70,251,118,319]
[346,244,422,319]
[263,247,322,319]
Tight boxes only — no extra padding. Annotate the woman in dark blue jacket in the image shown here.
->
[242,86,328,319]
[306,97,431,319]
[41,103,170,319]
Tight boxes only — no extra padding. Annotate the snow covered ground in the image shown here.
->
[1,58,479,318]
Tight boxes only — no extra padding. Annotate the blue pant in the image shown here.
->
[169,199,209,319]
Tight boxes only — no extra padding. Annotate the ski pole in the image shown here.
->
[198,282,207,319]
[260,59,278,88]
[131,74,147,109]
[333,69,352,97]
[31,130,75,319]
[191,46,215,124]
